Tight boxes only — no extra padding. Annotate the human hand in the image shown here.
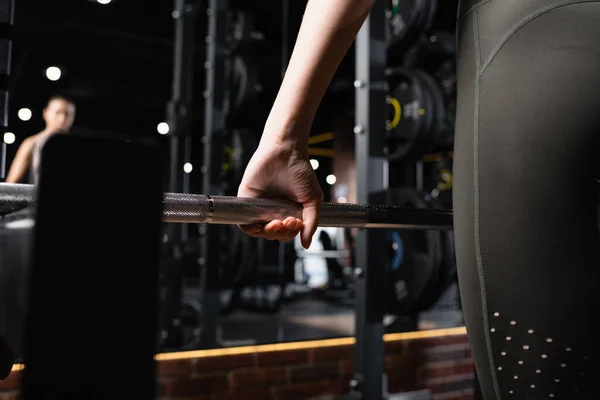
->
[237,140,324,249]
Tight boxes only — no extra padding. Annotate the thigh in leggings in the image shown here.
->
[453,0,600,398]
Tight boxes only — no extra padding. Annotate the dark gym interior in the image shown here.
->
[0,1,474,399]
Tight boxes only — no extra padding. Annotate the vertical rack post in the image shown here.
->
[199,0,228,348]
[351,1,389,399]
[161,0,200,350]
[0,0,15,179]
[168,0,199,200]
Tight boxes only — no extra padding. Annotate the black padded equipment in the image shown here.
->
[0,207,31,376]
[0,134,162,397]
[23,135,161,398]
[0,334,12,380]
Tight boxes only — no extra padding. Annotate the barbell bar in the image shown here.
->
[0,183,453,230]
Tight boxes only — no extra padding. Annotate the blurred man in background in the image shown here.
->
[5,95,76,184]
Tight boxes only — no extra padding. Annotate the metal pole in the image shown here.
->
[161,0,200,350]
[199,0,228,348]
[0,0,15,180]
[352,1,389,398]
[168,0,198,200]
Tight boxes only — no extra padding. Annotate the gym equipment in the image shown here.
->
[230,54,260,113]
[308,131,336,159]
[317,229,349,290]
[0,0,14,178]
[228,8,262,114]
[227,22,280,131]
[387,0,437,56]
[421,31,456,58]
[291,187,453,318]
[0,208,23,380]
[385,67,446,161]
[228,8,258,46]
[425,156,453,209]
[436,61,457,150]
[219,237,296,317]
[0,148,451,346]
[0,4,459,400]
[425,194,456,293]
[293,227,355,307]
[0,207,29,354]
[0,134,162,398]
[220,128,258,195]
[408,49,457,153]
[0,335,11,379]
[218,225,258,290]
[228,51,282,130]
[0,182,453,230]
[385,188,442,316]
[219,129,259,306]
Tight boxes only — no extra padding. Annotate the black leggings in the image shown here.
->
[453,0,600,398]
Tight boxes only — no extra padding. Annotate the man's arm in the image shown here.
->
[262,0,375,149]
[5,137,35,183]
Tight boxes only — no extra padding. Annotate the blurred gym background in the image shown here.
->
[3,0,462,353]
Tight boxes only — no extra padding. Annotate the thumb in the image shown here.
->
[301,200,321,249]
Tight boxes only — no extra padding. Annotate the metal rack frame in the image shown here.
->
[0,0,15,179]
[160,0,201,350]
[199,0,229,347]
[350,1,391,399]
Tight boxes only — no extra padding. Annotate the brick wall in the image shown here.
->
[0,327,473,400]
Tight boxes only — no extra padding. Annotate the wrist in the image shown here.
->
[261,114,312,155]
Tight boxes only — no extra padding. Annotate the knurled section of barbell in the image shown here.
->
[162,193,210,223]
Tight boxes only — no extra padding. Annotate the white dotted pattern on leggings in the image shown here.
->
[488,313,596,398]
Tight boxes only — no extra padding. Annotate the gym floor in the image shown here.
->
[175,283,463,350]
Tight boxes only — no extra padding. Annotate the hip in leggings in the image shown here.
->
[453,0,600,398]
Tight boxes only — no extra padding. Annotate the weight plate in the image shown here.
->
[386,68,445,160]
[230,55,259,111]
[385,187,440,316]
[410,71,435,157]
[220,226,258,288]
[431,60,456,150]
[422,31,457,58]
[414,70,446,155]
[423,0,439,35]
[424,195,457,302]
[228,48,280,130]
[387,0,430,54]
[411,193,448,313]
[385,68,427,160]
[219,129,260,299]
